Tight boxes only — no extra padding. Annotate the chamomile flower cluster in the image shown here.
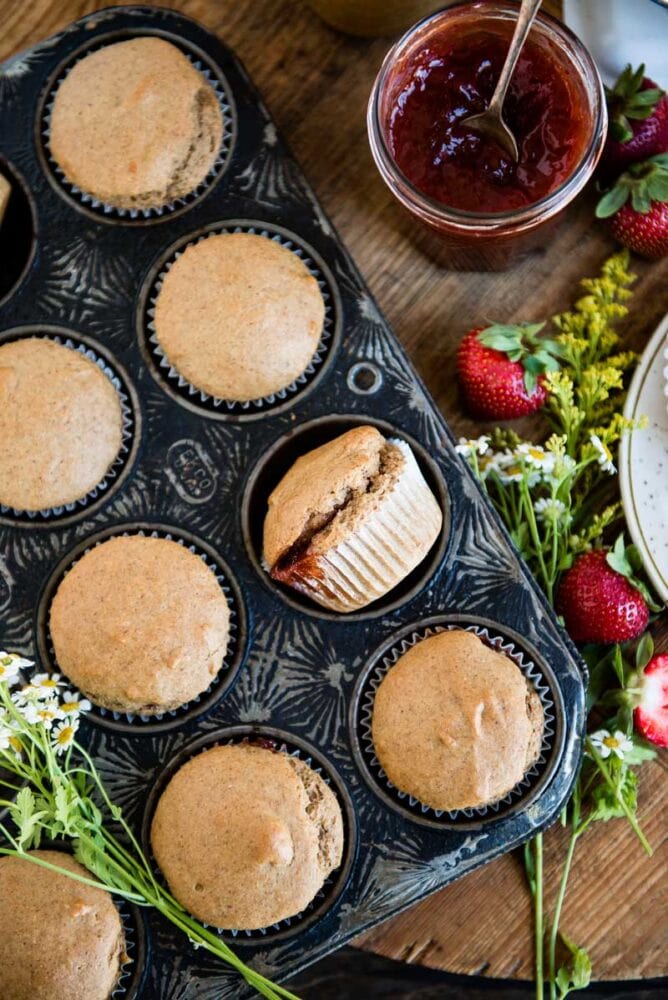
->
[0,652,91,757]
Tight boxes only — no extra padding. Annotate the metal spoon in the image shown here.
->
[460,0,543,161]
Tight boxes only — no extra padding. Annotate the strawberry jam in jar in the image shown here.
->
[368,2,607,270]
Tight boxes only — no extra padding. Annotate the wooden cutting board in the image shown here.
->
[1,0,666,982]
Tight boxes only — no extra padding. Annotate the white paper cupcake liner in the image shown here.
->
[271,439,443,613]
[358,623,556,825]
[143,730,352,940]
[41,39,235,220]
[42,526,242,731]
[144,223,336,415]
[112,900,143,999]
[0,333,136,524]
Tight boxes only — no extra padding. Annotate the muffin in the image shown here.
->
[49,535,230,714]
[153,232,325,401]
[372,630,544,811]
[0,849,125,1000]
[263,425,443,612]
[49,37,223,210]
[151,743,344,929]
[0,338,123,511]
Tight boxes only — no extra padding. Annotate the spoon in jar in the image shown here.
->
[460,0,543,161]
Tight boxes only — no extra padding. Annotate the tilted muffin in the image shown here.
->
[151,743,344,929]
[50,535,230,714]
[372,630,544,811]
[0,338,123,511]
[49,37,223,210]
[263,425,443,612]
[0,850,125,1000]
[153,232,325,401]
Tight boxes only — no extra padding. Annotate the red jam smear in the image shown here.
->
[386,24,590,213]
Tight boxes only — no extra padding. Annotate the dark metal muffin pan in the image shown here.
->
[0,7,586,997]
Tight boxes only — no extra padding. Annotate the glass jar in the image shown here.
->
[305,1,446,37]
[367,1,607,271]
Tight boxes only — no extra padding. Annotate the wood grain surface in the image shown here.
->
[1,0,666,984]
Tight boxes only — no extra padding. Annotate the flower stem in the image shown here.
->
[534,833,544,1000]
[586,744,653,856]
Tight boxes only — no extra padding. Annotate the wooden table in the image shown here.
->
[1,0,666,985]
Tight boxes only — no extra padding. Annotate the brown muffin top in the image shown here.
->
[153,233,325,401]
[0,850,125,1000]
[0,338,123,511]
[50,535,230,714]
[49,37,223,210]
[372,630,544,811]
[263,425,389,569]
[150,743,344,930]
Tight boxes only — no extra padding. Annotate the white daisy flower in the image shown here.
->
[516,444,556,474]
[533,497,571,525]
[0,652,32,686]
[495,453,541,487]
[589,729,633,761]
[52,718,79,755]
[28,673,65,699]
[58,691,92,716]
[590,434,616,475]
[455,436,491,457]
[21,700,63,729]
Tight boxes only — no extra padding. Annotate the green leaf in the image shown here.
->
[629,88,664,106]
[630,185,652,214]
[636,633,654,669]
[596,184,630,219]
[606,536,633,579]
[609,118,633,143]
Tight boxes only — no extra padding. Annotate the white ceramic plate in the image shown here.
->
[619,313,668,605]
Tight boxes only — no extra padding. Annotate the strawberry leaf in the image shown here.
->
[635,632,654,670]
[596,184,630,219]
[606,535,633,578]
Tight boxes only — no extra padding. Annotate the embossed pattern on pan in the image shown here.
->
[37,29,237,223]
[0,327,140,528]
[140,726,358,943]
[0,6,585,994]
[138,221,341,419]
[36,524,247,734]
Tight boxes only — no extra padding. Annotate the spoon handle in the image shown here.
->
[488,0,543,112]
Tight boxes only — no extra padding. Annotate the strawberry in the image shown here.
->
[456,323,562,420]
[596,154,668,259]
[601,64,668,176]
[556,547,650,645]
[634,653,668,749]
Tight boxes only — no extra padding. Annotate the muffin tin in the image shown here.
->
[0,7,586,998]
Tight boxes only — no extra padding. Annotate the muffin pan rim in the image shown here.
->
[35,521,248,735]
[0,325,142,529]
[241,411,452,621]
[139,724,359,943]
[350,614,566,831]
[137,219,342,420]
[35,26,239,225]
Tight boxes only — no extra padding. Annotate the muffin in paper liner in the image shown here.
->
[142,729,354,941]
[41,41,235,220]
[358,623,556,824]
[0,333,136,524]
[112,899,145,999]
[40,527,242,731]
[144,224,336,415]
[268,437,443,613]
